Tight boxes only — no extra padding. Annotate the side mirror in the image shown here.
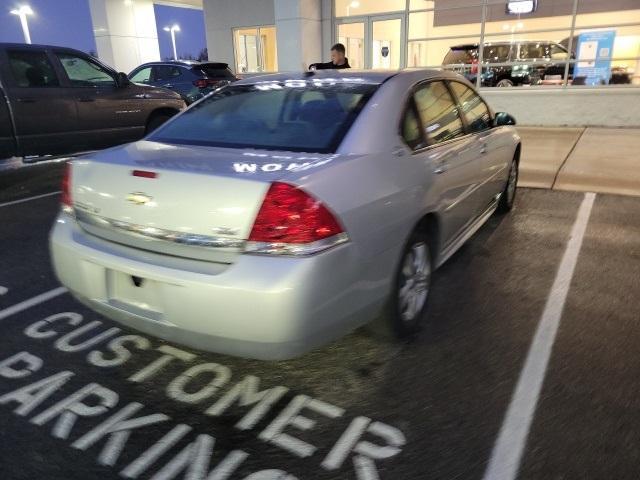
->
[494,112,517,126]
[116,72,130,87]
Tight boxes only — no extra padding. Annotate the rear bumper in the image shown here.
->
[50,214,381,360]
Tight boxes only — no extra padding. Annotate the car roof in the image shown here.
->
[134,60,229,69]
[0,42,87,53]
[235,69,457,86]
[449,40,558,49]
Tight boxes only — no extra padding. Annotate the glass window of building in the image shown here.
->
[335,0,405,17]
[233,26,278,74]
[334,0,640,88]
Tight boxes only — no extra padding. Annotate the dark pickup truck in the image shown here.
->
[0,43,186,159]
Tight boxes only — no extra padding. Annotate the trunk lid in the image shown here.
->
[71,140,339,263]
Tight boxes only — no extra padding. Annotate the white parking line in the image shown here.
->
[483,192,596,480]
[0,191,61,208]
[0,287,68,322]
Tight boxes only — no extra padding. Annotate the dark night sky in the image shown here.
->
[0,0,206,60]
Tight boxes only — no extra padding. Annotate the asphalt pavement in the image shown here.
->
[1,163,639,480]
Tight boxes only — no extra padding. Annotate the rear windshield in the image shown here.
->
[196,65,236,80]
[149,81,378,153]
[443,48,478,65]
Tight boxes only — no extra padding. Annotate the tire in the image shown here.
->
[373,231,433,338]
[145,113,172,135]
[496,78,514,87]
[497,157,519,213]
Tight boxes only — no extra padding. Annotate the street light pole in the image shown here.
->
[10,5,34,44]
[163,24,180,60]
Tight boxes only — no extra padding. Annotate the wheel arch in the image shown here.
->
[412,212,442,265]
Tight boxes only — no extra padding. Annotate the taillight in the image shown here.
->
[61,162,73,213]
[245,182,348,256]
[193,78,224,89]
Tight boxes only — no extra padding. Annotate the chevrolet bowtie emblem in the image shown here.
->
[127,192,152,205]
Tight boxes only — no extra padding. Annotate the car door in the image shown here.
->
[151,65,188,97]
[0,48,79,157]
[411,80,485,244]
[448,80,505,205]
[53,50,145,150]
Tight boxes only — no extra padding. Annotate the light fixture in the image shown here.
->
[163,24,181,60]
[10,5,34,44]
[506,0,537,15]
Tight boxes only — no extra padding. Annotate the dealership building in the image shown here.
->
[89,0,639,125]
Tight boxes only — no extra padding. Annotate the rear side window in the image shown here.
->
[149,82,378,153]
[519,43,546,60]
[449,81,492,133]
[401,102,423,150]
[196,65,235,80]
[8,50,59,87]
[153,65,183,81]
[483,44,512,62]
[443,48,477,65]
[413,81,465,145]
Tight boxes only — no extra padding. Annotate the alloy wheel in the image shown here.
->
[398,242,430,323]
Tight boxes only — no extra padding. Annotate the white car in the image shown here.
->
[50,69,520,360]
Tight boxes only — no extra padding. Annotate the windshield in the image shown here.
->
[149,81,378,153]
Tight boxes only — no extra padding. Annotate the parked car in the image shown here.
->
[50,70,521,360]
[0,43,185,159]
[128,61,237,104]
[443,41,574,87]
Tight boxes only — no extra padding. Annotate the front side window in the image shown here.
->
[130,67,152,83]
[149,82,378,153]
[413,81,465,145]
[56,53,115,87]
[449,81,492,133]
[8,50,59,88]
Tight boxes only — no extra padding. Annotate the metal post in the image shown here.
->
[19,14,31,44]
[563,0,579,88]
[477,0,487,89]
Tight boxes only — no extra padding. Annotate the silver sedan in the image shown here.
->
[50,69,521,360]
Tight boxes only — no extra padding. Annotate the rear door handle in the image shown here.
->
[16,98,36,103]
[163,84,174,89]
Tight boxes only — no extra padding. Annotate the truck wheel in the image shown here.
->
[145,113,172,134]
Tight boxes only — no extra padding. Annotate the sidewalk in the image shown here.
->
[518,127,640,197]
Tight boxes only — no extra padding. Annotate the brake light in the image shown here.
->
[61,162,72,212]
[471,58,479,74]
[193,78,224,89]
[246,182,347,255]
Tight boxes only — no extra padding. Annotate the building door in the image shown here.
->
[336,15,405,69]
[233,26,278,74]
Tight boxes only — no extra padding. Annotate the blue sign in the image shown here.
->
[574,30,616,86]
